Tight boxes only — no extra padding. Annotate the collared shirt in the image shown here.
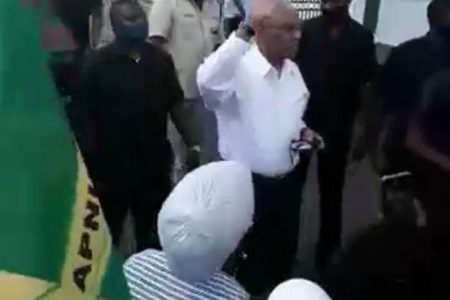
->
[295,16,377,138]
[198,34,309,177]
[124,250,250,300]
[77,42,183,186]
[149,0,222,99]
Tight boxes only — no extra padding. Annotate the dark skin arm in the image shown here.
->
[162,53,199,148]
[406,124,450,173]
[166,60,201,170]
[351,31,380,163]
[159,49,200,170]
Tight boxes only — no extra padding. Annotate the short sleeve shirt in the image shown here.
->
[124,250,250,300]
[417,69,450,155]
[149,0,222,99]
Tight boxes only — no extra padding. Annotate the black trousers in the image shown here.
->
[413,158,450,296]
[97,173,171,253]
[236,171,302,295]
[297,131,352,267]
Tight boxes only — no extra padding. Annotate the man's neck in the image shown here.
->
[257,42,284,74]
[324,14,350,40]
[324,13,350,28]
[113,41,142,58]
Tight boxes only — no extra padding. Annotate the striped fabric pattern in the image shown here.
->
[124,250,250,300]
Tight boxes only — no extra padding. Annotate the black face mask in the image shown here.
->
[114,22,148,46]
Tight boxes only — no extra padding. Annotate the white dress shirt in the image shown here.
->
[197,33,309,177]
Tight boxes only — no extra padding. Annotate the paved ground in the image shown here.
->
[295,154,382,276]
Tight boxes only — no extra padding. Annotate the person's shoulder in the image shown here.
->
[348,19,374,41]
[387,36,430,66]
[125,249,169,270]
[211,271,250,299]
[395,36,429,54]
[85,44,119,66]
[143,42,172,60]
[142,42,176,70]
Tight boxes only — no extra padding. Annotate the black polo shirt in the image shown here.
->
[76,42,183,187]
[295,16,377,139]
[382,32,450,148]
[417,69,450,155]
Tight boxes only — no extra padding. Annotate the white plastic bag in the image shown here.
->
[269,279,332,300]
[158,161,254,282]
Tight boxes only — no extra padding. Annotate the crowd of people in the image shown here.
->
[47,0,449,299]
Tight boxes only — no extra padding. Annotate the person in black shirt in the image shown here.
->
[381,0,450,176]
[76,0,199,252]
[381,1,450,293]
[295,0,377,270]
[406,70,450,296]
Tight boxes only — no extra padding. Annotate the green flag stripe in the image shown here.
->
[0,1,130,299]
[0,0,76,282]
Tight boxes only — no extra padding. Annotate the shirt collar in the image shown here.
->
[248,45,292,78]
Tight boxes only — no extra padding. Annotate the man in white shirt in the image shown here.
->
[198,0,321,295]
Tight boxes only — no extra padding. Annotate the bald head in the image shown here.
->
[250,0,296,30]
[250,0,301,64]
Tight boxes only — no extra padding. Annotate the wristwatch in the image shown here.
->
[242,24,255,37]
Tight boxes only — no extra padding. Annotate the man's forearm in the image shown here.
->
[406,125,450,172]
[171,102,200,148]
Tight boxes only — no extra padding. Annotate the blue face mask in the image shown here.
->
[114,22,148,45]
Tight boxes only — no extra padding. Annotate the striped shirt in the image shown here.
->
[124,250,250,300]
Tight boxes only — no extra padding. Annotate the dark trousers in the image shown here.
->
[297,132,352,267]
[97,173,171,253]
[236,171,302,295]
[413,158,450,296]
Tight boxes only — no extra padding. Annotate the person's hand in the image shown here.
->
[300,128,324,149]
[236,22,254,42]
[185,146,201,172]
[300,128,315,143]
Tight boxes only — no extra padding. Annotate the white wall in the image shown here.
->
[350,0,431,46]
